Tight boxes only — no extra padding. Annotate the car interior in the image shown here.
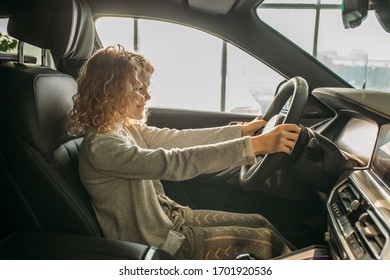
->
[0,0,389,260]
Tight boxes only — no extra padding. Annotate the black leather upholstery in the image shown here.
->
[0,231,175,260]
[0,0,100,237]
[0,61,101,236]
[0,231,148,260]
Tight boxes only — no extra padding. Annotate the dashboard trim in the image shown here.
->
[327,180,357,260]
[327,169,390,260]
[313,88,390,121]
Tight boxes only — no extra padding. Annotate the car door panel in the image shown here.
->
[147,107,256,130]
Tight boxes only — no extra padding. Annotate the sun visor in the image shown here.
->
[7,0,94,59]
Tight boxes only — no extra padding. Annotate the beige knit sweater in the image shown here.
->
[78,123,255,256]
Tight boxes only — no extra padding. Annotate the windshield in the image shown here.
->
[257,0,390,92]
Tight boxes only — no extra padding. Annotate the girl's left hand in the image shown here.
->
[241,115,267,136]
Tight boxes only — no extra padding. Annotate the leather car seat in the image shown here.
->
[0,0,101,237]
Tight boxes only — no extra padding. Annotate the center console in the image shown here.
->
[325,170,390,259]
[277,168,390,260]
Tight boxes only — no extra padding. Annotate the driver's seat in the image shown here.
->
[0,0,101,237]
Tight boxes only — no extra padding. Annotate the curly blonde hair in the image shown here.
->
[68,45,154,135]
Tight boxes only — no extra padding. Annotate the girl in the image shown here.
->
[69,45,300,259]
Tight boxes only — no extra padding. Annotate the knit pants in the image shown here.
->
[175,209,294,260]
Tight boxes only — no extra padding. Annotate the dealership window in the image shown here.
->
[258,0,390,91]
[95,17,284,114]
[136,19,221,112]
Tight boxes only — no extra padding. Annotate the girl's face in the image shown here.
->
[126,77,151,120]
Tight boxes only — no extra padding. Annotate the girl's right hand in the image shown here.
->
[250,124,301,155]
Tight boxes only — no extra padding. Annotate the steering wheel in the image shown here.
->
[239,76,309,190]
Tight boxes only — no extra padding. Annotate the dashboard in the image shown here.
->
[371,124,390,186]
[334,117,378,165]
[300,88,390,260]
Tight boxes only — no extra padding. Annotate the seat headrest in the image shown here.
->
[0,63,78,161]
[7,0,94,59]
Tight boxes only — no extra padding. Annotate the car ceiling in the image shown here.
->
[0,0,260,15]
[85,0,261,15]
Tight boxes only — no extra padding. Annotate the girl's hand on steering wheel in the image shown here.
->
[250,124,301,155]
[241,115,267,136]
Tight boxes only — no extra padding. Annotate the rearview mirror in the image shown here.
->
[342,0,369,28]
[342,0,390,32]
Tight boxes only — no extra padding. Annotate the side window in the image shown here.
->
[225,44,284,114]
[96,17,285,114]
[137,19,222,112]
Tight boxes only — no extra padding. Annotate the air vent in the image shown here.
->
[356,212,387,259]
[338,183,360,214]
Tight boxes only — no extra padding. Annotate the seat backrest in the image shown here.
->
[0,0,101,237]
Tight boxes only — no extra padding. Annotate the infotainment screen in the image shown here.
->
[371,124,390,186]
